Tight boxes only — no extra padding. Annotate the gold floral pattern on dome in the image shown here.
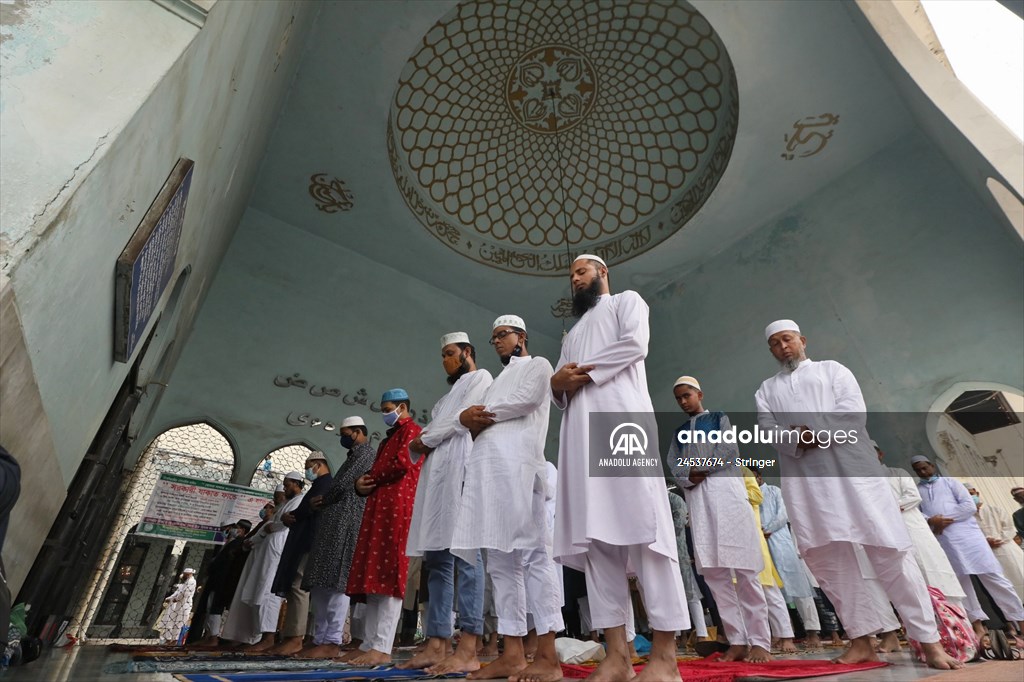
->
[388,0,739,276]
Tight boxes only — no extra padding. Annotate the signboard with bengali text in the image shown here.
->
[114,158,194,363]
[136,473,272,544]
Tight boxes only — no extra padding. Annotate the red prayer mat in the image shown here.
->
[560,656,889,681]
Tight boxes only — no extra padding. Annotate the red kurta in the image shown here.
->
[346,416,423,599]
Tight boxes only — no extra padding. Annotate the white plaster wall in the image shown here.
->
[135,207,566,480]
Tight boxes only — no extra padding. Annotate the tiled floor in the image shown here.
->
[0,644,1018,682]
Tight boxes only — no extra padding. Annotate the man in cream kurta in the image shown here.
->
[400,332,492,675]
[755,320,959,670]
[967,484,1024,603]
[221,475,304,647]
[451,315,563,682]
[668,376,772,662]
[552,255,688,682]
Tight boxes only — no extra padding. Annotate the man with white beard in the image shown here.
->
[399,332,492,675]
[221,473,305,648]
[552,255,689,682]
[755,320,961,669]
[451,315,563,682]
[669,376,772,663]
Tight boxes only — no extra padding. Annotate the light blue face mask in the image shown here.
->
[305,467,317,481]
[971,494,981,505]
[383,408,401,427]
[925,475,940,483]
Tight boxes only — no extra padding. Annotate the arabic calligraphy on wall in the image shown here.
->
[781,114,839,161]
[309,173,354,213]
[274,373,431,430]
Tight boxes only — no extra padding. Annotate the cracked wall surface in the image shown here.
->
[0,0,319,596]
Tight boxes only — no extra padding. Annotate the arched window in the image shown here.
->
[78,422,236,642]
[249,443,316,492]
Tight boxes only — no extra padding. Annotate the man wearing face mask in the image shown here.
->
[269,453,334,655]
[451,315,564,682]
[223,472,307,648]
[344,390,424,666]
[399,333,493,674]
[297,418,377,659]
[912,457,1024,639]
[191,519,253,645]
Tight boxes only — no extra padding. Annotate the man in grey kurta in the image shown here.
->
[297,418,376,658]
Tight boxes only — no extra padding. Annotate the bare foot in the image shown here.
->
[875,631,901,653]
[833,636,880,665]
[340,638,362,651]
[347,649,391,666]
[777,638,797,654]
[294,643,340,659]
[267,637,304,656]
[479,635,500,656]
[337,648,364,662]
[467,651,528,680]
[745,645,773,662]
[396,637,451,669]
[830,632,843,646]
[242,635,277,652]
[920,641,964,670]
[194,636,220,647]
[523,630,538,660]
[803,632,823,650]
[511,650,562,682]
[584,650,635,681]
[634,651,679,682]
[426,650,482,675]
[719,645,749,662]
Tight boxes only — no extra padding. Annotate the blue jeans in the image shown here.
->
[424,549,484,637]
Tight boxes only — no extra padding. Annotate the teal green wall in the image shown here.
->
[645,131,1024,464]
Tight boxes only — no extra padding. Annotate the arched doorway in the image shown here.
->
[925,382,1024,519]
[76,422,236,643]
[248,443,316,492]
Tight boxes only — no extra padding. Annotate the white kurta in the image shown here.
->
[760,483,815,600]
[157,576,196,640]
[754,359,911,552]
[976,503,1024,600]
[406,368,493,556]
[885,466,965,599]
[451,354,552,563]
[917,477,1003,576]
[671,411,763,572]
[553,291,677,572]
[238,492,303,606]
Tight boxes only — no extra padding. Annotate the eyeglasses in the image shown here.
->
[489,329,519,345]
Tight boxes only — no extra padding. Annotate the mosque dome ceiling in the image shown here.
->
[387,0,739,275]
[249,0,915,337]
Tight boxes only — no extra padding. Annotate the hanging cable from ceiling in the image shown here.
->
[545,81,574,339]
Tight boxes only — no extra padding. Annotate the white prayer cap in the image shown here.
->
[493,314,526,331]
[573,253,607,268]
[340,416,365,428]
[183,567,195,574]
[910,455,931,464]
[440,332,470,348]
[274,484,285,492]
[673,375,701,391]
[306,450,328,462]
[765,319,800,341]
[284,471,304,481]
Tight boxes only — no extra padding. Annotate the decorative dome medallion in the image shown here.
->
[388,0,738,276]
